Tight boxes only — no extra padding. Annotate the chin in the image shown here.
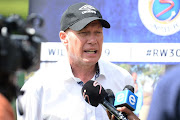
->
[83,58,98,65]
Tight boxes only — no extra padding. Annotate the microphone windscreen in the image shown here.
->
[81,80,107,107]
[123,85,134,93]
[105,89,115,105]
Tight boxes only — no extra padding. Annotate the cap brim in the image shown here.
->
[69,17,110,31]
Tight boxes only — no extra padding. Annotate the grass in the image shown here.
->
[0,0,29,19]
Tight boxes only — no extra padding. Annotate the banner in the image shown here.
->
[29,0,180,63]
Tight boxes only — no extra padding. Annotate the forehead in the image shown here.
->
[66,20,102,33]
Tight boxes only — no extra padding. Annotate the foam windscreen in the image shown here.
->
[81,80,107,107]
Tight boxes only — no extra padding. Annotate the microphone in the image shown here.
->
[105,89,115,105]
[81,80,128,120]
[106,89,119,120]
[114,85,138,111]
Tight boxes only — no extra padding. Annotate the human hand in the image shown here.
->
[106,106,140,120]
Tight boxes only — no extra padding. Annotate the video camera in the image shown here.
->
[0,13,44,103]
[0,13,44,74]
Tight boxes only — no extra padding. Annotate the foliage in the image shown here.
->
[117,63,166,85]
[0,0,28,19]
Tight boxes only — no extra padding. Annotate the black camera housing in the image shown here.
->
[0,14,44,73]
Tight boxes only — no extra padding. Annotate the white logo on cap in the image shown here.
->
[79,5,96,14]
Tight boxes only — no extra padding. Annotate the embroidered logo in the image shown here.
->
[79,5,96,14]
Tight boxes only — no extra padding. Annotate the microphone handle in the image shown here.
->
[101,99,128,120]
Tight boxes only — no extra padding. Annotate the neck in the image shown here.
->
[71,63,98,83]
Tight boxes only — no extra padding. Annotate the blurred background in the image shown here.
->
[0,0,29,117]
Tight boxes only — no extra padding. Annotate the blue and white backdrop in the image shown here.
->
[29,0,180,64]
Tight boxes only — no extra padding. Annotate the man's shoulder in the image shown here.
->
[99,59,130,75]
[21,61,68,90]
[98,59,134,92]
[99,59,118,68]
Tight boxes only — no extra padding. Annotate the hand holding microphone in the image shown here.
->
[113,85,140,120]
[81,80,128,120]
[105,86,138,120]
[114,85,138,111]
[93,83,140,120]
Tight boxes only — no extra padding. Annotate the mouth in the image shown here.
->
[84,50,97,54]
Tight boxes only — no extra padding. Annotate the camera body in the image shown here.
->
[0,14,44,102]
[0,14,43,74]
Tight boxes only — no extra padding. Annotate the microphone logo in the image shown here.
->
[114,90,138,111]
[82,89,90,104]
[116,93,124,102]
[93,81,102,94]
[129,95,136,105]
[81,80,107,107]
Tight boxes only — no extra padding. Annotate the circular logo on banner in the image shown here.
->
[138,0,180,36]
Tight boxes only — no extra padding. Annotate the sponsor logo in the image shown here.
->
[129,95,136,105]
[79,5,96,14]
[116,92,136,105]
[138,0,180,36]
[116,92,125,102]
[93,81,102,94]
[82,89,90,104]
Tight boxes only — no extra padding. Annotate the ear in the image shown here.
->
[59,31,68,46]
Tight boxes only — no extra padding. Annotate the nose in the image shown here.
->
[87,35,97,45]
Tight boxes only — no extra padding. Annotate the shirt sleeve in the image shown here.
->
[16,77,43,120]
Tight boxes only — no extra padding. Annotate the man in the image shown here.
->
[17,2,139,120]
[147,65,180,120]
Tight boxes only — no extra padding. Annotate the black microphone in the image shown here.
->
[81,80,128,120]
[123,85,134,93]
[105,89,115,105]
[105,89,119,120]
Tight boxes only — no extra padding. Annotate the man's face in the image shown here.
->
[65,20,103,66]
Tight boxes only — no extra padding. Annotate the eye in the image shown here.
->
[95,31,102,35]
[82,32,88,35]
[96,31,101,34]
[78,31,89,36]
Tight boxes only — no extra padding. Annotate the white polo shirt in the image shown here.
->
[17,58,134,120]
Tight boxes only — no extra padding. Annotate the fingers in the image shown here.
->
[117,106,132,115]
[111,115,115,120]
[116,107,140,120]
[107,107,140,120]
[106,110,115,120]
[106,110,112,119]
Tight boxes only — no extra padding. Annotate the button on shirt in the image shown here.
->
[17,58,134,120]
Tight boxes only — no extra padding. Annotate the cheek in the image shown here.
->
[68,39,83,54]
[99,34,103,42]
[98,37,103,48]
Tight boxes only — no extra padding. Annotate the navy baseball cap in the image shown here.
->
[60,2,110,31]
